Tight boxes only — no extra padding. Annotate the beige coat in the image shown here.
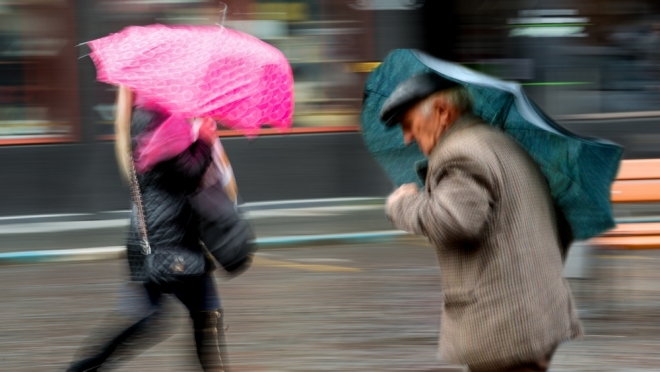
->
[387,115,582,372]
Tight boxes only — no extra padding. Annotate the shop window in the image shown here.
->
[0,1,79,143]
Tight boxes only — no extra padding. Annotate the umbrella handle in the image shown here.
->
[217,2,227,28]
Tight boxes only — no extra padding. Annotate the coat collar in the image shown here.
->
[428,113,481,160]
[414,114,481,185]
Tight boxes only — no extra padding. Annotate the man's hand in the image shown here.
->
[387,183,419,209]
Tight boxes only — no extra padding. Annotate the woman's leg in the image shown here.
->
[66,282,169,372]
[191,309,230,372]
[175,273,230,372]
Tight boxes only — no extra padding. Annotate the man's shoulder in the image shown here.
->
[428,115,538,186]
[431,116,506,161]
[460,116,510,142]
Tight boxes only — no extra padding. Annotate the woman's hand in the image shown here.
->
[218,147,238,202]
[198,118,218,146]
[224,177,238,203]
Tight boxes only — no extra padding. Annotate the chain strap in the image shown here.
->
[128,154,151,255]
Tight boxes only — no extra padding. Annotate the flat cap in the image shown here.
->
[380,72,459,127]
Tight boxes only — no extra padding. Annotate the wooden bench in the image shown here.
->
[587,159,660,249]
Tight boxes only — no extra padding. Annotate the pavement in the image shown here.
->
[0,199,395,255]
[0,198,656,256]
[2,243,660,371]
[1,199,660,371]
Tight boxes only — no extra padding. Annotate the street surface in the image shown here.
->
[0,202,655,253]
[0,206,392,253]
[2,241,660,371]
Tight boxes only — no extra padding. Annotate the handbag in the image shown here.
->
[189,180,257,277]
[128,155,206,288]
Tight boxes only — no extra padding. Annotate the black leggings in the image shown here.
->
[67,274,221,371]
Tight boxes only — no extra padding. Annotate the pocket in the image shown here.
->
[439,250,481,308]
[443,288,476,308]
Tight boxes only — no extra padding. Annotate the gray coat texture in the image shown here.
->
[386,114,583,372]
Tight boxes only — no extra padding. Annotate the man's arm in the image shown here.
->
[386,156,495,245]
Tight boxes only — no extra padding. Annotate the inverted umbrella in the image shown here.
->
[361,49,623,241]
[87,24,294,136]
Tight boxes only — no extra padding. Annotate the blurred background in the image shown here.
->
[0,0,660,215]
[1,1,660,371]
[1,0,660,215]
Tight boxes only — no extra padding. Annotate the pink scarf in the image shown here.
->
[133,94,211,173]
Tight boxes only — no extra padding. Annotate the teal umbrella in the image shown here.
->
[361,49,623,241]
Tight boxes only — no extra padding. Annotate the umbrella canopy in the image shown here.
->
[88,24,294,136]
[361,49,623,241]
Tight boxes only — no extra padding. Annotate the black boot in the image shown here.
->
[193,309,231,372]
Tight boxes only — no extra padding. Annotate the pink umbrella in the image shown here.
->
[88,24,294,136]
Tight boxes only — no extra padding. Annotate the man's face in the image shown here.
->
[399,95,461,156]
[399,102,441,156]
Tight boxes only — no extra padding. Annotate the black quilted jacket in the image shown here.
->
[126,108,213,282]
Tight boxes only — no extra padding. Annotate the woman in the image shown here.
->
[67,85,234,372]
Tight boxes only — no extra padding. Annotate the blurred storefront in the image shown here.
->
[0,0,80,144]
[80,0,374,138]
[2,0,660,143]
[0,0,377,143]
[0,0,390,215]
[1,0,660,216]
[449,0,660,117]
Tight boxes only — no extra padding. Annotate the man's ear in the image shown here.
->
[433,95,460,125]
[432,96,451,124]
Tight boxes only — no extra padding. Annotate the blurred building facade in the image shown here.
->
[3,0,660,141]
[1,0,659,216]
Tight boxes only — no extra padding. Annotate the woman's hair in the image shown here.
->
[114,85,134,183]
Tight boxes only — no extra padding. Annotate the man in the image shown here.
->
[382,73,582,372]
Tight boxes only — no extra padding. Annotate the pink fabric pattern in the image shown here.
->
[88,24,294,136]
[133,115,209,173]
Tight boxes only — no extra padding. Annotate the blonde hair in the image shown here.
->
[419,86,472,118]
[113,86,239,200]
[114,85,134,184]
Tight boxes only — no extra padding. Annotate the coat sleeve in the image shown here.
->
[386,156,495,246]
